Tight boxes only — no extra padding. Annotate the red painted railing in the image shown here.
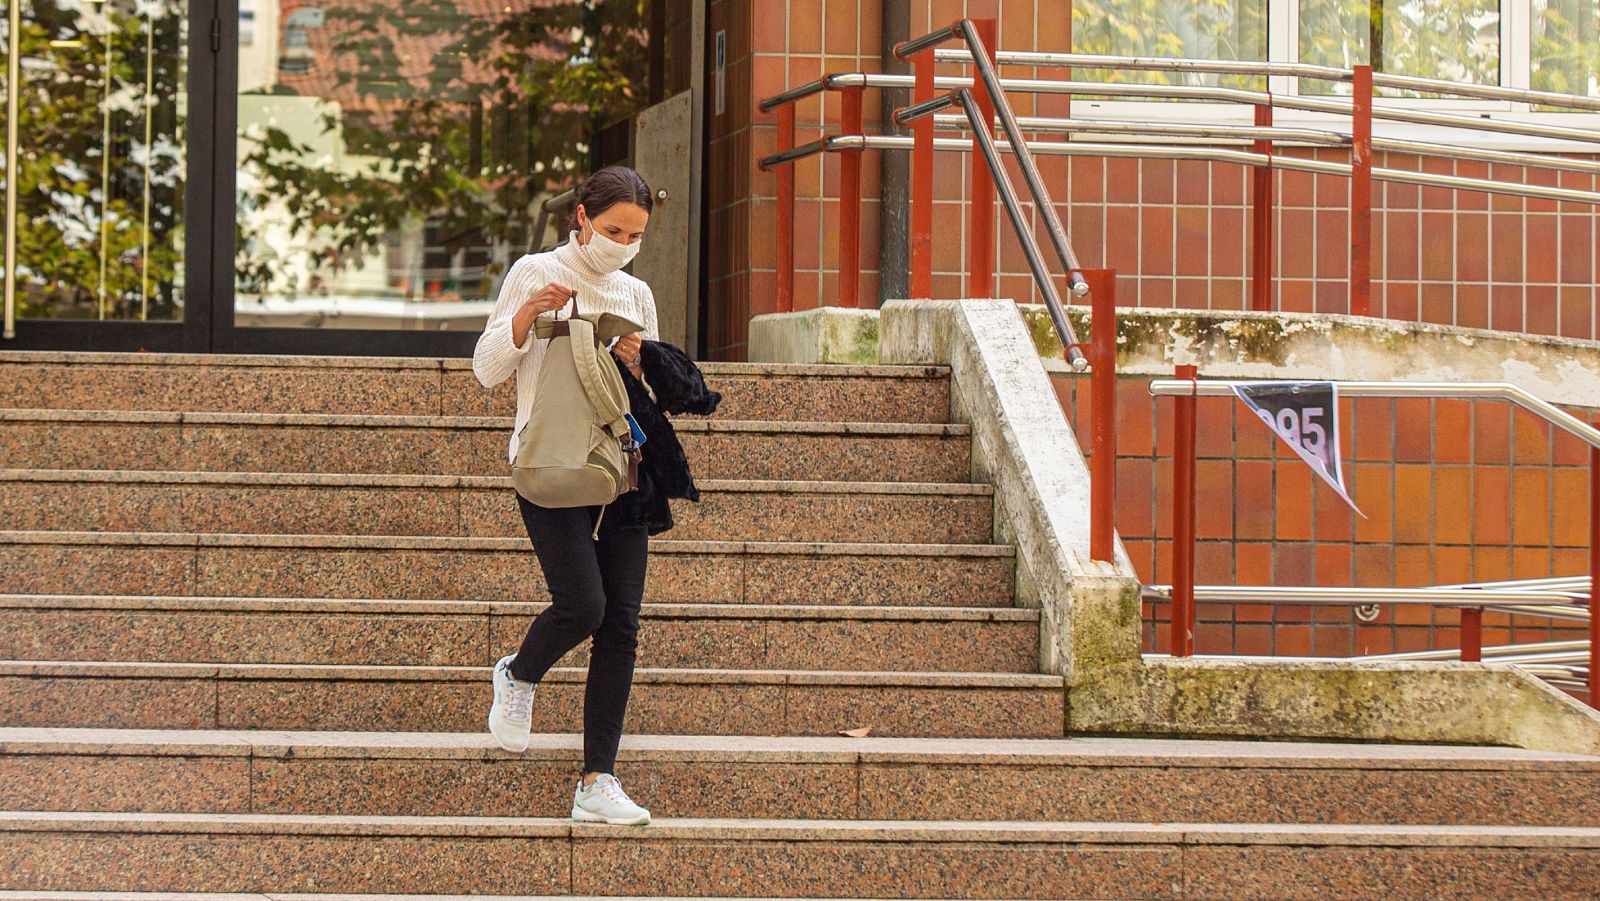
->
[1152,375,1600,706]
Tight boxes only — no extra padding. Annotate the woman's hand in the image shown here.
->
[612,333,644,375]
[511,281,575,346]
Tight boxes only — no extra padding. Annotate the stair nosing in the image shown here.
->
[2,810,1597,847]
[0,350,953,380]
[0,660,1060,688]
[0,469,994,496]
[4,728,1596,769]
[0,530,1015,557]
[0,408,972,436]
[0,594,1036,621]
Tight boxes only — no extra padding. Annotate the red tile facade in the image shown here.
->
[714,3,1600,359]
[1057,375,1595,657]
[713,3,1597,662]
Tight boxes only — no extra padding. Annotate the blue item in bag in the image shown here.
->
[624,413,647,447]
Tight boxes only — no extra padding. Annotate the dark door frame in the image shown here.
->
[4,0,483,358]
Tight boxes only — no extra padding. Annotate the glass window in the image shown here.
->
[3,0,187,321]
[1070,0,1269,89]
[1299,0,1501,94]
[234,0,646,330]
[1532,0,1600,96]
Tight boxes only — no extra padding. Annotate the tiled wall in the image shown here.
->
[717,0,1070,360]
[715,2,1600,359]
[1054,375,1595,657]
[1060,151,1600,342]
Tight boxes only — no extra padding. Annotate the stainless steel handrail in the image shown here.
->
[929,113,1352,146]
[1142,585,1590,607]
[895,20,1092,371]
[1147,380,1600,450]
[1369,640,1591,663]
[929,113,1600,176]
[766,71,1600,148]
[761,134,1600,208]
[932,48,1600,114]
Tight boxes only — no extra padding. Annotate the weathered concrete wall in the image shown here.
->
[748,307,880,366]
[1030,306,1600,408]
[1074,657,1600,756]
[750,304,1600,409]
[879,299,1143,684]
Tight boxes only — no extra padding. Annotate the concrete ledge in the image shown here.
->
[748,307,881,364]
[879,300,1143,685]
[1025,305,1600,408]
[1073,657,1600,755]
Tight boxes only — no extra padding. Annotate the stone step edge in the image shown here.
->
[0,470,995,496]
[3,811,1597,848]
[0,531,1014,558]
[0,408,970,436]
[0,660,1059,688]
[0,595,1035,622]
[4,728,1593,771]
[0,895,992,901]
[0,350,952,380]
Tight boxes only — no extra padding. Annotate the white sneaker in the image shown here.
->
[487,654,535,753]
[571,773,651,825]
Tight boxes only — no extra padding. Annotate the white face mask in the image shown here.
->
[576,219,642,274]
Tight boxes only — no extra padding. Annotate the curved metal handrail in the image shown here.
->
[931,48,1600,114]
[760,134,1600,208]
[768,72,1600,147]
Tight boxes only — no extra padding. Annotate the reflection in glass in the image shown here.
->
[2,0,186,321]
[1532,0,1600,97]
[1070,0,1267,90]
[234,0,646,330]
[1299,0,1500,94]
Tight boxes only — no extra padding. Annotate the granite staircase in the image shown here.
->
[1,351,1598,900]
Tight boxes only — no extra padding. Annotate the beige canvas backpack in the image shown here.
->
[512,297,643,532]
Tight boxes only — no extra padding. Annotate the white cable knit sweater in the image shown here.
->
[472,237,660,463]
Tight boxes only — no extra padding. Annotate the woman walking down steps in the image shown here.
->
[471,165,717,827]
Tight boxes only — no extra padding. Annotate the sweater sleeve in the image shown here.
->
[638,281,660,341]
[472,256,542,388]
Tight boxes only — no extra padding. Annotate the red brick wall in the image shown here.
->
[1054,374,1596,657]
[714,2,1600,359]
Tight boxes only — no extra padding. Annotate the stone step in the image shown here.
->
[1,811,1595,898]
[0,662,1064,738]
[0,352,952,423]
[0,410,971,482]
[0,471,996,544]
[0,595,1039,673]
[0,532,1015,607]
[0,895,994,901]
[4,729,1597,828]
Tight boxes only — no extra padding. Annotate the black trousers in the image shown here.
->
[507,493,648,776]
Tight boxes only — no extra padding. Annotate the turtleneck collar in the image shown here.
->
[552,230,617,281]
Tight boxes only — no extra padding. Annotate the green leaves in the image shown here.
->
[236,0,649,300]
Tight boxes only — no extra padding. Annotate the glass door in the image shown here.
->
[1,0,193,350]
[220,0,648,356]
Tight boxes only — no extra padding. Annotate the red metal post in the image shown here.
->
[911,50,934,299]
[1085,269,1118,563]
[1460,608,1483,663]
[1171,363,1199,657]
[1591,444,1599,707]
[776,104,796,313]
[1250,103,1275,312]
[968,18,998,299]
[1350,64,1373,318]
[840,86,864,309]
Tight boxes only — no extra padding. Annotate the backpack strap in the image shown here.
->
[567,316,631,439]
